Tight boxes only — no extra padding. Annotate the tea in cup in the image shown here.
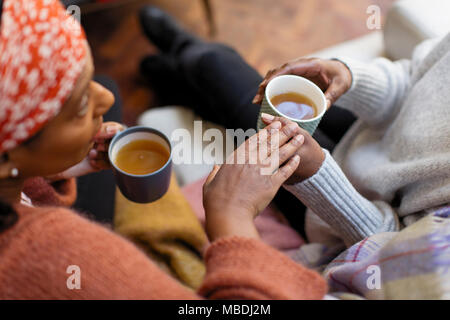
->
[257,75,327,135]
[109,126,172,203]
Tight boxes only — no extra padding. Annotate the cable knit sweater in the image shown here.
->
[285,34,450,246]
[0,177,326,299]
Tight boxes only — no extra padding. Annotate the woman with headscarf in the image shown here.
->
[0,0,325,299]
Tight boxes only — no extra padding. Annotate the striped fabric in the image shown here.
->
[291,204,450,299]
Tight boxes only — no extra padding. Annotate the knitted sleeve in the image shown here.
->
[284,150,399,247]
[199,237,326,299]
[334,56,411,126]
[334,37,442,126]
[0,206,326,300]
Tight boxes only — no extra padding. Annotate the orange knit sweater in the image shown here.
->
[0,178,326,299]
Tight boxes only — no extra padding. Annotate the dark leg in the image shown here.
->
[73,75,122,224]
[176,43,262,131]
[175,42,355,144]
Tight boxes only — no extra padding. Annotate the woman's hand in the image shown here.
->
[203,116,304,241]
[261,114,325,185]
[46,122,124,181]
[253,58,352,109]
[87,122,125,171]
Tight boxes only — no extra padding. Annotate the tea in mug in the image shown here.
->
[114,139,170,175]
[271,92,318,120]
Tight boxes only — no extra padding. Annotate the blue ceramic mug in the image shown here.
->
[108,126,172,203]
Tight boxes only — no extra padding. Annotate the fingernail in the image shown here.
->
[272,121,281,129]
[261,113,275,121]
[294,134,305,145]
[106,125,120,134]
[89,149,97,158]
[293,155,300,162]
[288,123,298,133]
[326,99,332,108]
[106,126,115,134]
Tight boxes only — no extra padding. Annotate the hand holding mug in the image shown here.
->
[253,58,352,109]
[88,122,125,171]
[261,114,325,185]
[203,117,304,241]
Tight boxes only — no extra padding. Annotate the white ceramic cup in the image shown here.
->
[257,75,327,135]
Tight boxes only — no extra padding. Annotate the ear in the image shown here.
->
[0,154,18,179]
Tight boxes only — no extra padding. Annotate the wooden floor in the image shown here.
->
[83,0,396,125]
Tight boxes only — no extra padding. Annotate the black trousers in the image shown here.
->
[174,42,357,238]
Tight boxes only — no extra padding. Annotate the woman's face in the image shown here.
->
[8,43,114,178]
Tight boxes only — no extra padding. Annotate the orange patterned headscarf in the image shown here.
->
[0,0,87,153]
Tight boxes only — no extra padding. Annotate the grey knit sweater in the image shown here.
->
[285,33,450,247]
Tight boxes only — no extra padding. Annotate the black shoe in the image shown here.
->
[139,6,197,54]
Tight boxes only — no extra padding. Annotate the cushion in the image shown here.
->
[309,32,384,62]
[384,0,450,59]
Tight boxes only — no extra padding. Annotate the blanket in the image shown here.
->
[114,174,208,290]
[291,204,450,299]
